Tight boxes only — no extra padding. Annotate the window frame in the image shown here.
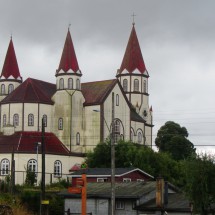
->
[59,78,64,90]
[58,118,63,130]
[54,160,62,178]
[68,78,73,89]
[123,178,131,183]
[76,79,80,90]
[27,159,37,173]
[8,84,14,94]
[0,159,10,176]
[143,80,147,93]
[116,201,125,210]
[1,84,5,95]
[76,132,80,145]
[3,114,6,127]
[28,114,34,126]
[138,132,142,144]
[123,79,128,92]
[13,114,19,127]
[134,79,139,92]
[116,94,119,106]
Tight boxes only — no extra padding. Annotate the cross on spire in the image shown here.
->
[131,13,136,25]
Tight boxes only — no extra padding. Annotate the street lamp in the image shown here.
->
[35,142,41,183]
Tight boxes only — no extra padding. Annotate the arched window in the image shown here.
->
[134,79,139,92]
[131,130,134,142]
[3,114,6,126]
[58,118,63,130]
[1,84,5,95]
[13,114,19,126]
[27,159,37,173]
[143,80,147,93]
[28,114,34,126]
[68,78,73,89]
[114,120,120,143]
[1,159,10,175]
[8,84,14,94]
[76,79,80,90]
[54,160,62,177]
[59,78,64,90]
[138,132,142,144]
[43,115,47,127]
[76,132,80,145]
[123,79,128,92]
[116,94,119,106]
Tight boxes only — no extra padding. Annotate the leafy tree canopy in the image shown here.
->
[86,140,184,186]
[155,121,196,160]
[182,154,215,214]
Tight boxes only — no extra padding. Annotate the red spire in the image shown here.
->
[118,24,146,74]
[1,38,22,79]
[56,29,80,74]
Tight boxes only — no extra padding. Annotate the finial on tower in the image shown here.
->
[131,12,136,25]
[68,23,71,31]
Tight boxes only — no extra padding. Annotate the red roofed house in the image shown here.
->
[0,23,153,184]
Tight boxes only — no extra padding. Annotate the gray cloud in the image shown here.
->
[0,0,214,153]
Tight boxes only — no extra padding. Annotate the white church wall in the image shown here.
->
[0,153,84,185]
[83,105,101,153]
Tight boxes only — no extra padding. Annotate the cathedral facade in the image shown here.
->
[0,24,153,184]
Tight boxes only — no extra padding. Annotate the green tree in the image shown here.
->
[183,154,215,215]
[155,121,196,160]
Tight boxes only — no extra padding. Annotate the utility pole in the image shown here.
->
[41,117,47,215]
[111,92,115,215]
[10,146,15,194]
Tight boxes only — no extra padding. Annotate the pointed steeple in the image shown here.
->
[118,24,147,74]
[1,38,22,80]
[56,29,81,75]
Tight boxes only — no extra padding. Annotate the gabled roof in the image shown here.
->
[81,79,117,106]
[118,24,147,75]
[56,29,80,74]
[0,131,71,155]
[1,38,22,80]
[135,193,191,213]
[63,181,156,199]
[69,167,153,179]
[1,78,56,104]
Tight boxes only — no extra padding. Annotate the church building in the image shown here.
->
[0,23,153,184]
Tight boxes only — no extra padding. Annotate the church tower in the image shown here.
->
[116,23,152,125]
[55,28,82,90]
[0,38,22,101]
[53,28,85,153]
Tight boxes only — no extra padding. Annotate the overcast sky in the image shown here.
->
[0,0,214,154]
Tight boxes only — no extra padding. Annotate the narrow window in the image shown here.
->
[43,115,47,127]
[3,114,6,126]
[76,132,80,145]
[1,84,5,95]
[27,159,37,173]
[68,78,73,89]
[123,178,131,183]
[76,79,80,90]
[143,80,147,93]
[116,94,119,106]
[54,160,62,177]
[1,159,10,175]
[58,118,63,130]
[8,84,14,94]
[59,78,64,90]
[114,120,120,143]
[138,132,142,144]
[28,114,34,126]
[13,114,19,126]
[123,79,128,92]
[131,130,134,142]
[116,201,125,210]
[134,79,139,92]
